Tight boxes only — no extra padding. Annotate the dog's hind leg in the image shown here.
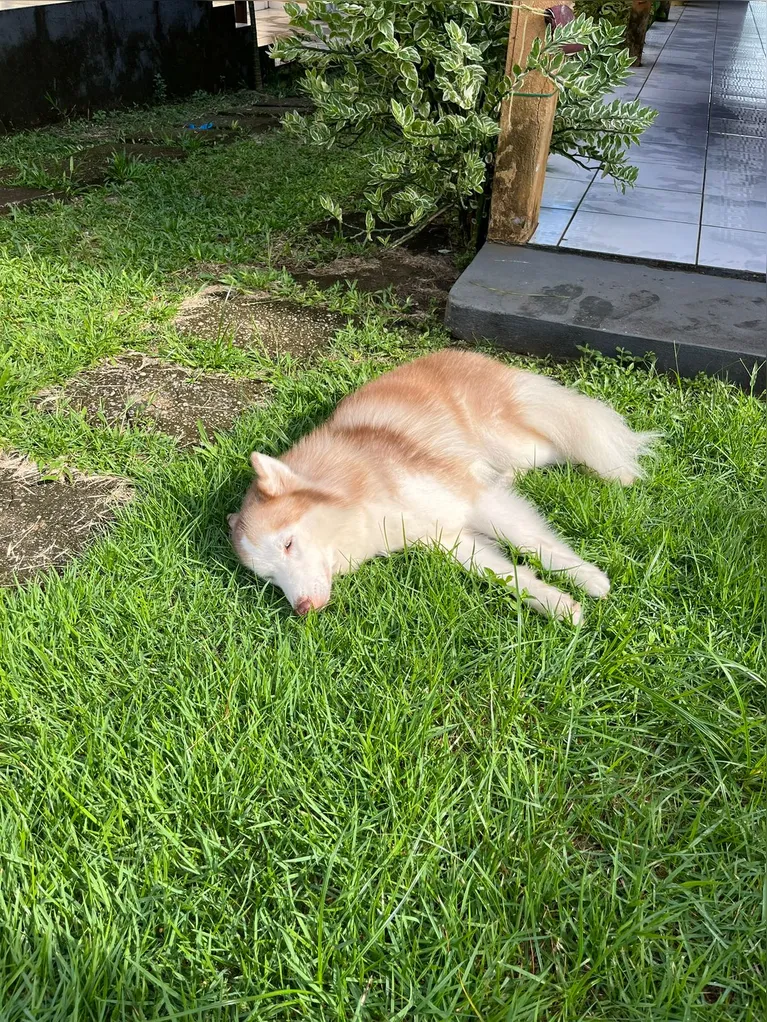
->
[469,486,610,599]
[443,532,582,623]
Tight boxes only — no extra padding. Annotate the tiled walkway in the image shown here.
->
[533,0,766,275]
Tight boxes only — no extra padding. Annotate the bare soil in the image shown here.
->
[174,287,348,360]
[129,101,310,145]
[293,248,461,318]
[0,453,132,586]
[51,143,188,185]
[36,354,268,447]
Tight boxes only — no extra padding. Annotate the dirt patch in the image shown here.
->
[35,354,268,448]
[51,143,187,185]
[0,454,133,586]
[310,213,457,254]
[173,112,281,140]
[294,248,461,318]
[174,287,348,360]
[0,185,66,214]
[130,102,310,145]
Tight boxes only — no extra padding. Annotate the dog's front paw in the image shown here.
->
[552,594,583,625]
[577,565,611,599]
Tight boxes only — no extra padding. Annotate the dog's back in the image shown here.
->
[289,349,650,492]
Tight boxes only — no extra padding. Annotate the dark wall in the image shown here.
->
[0,0,253,131]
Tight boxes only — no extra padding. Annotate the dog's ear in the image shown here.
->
[227,513,239,531]
[250,453,299,498]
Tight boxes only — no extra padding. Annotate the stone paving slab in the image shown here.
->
[0,184,66,213]
[35,353,269,447]
[446,243,766,388]
[0,453,132,585]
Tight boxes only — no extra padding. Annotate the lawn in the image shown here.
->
[0,93,765,1021]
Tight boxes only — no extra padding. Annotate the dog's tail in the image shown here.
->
[512,370,659,485]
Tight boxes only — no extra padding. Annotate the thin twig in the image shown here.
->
[389,205,451,249]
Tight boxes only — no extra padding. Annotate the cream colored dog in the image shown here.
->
[229,350,655,622]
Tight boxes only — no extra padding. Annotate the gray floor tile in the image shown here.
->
[545,154,597,182]
[639,122,708,146]
[540,175,591,210]
[529,208,573,247]
[632,162,703,194]
[643,69,713,92]
[716,44,760,53]
[714,53,766,67]
[712,59,765,75]
[666,28,715,39]
[640,49,666,67]
[580,181,702,223]
[663,27,713,37]
[637,86,711,111]
[608,84,643,101]
[710,113,764,135]
[710,95,764,115]
[702,193,767,231]
[532,1,767,270]
[659,55,714,74]
[711,75,766,96]
[560,211,699,263]
[704,164,766,203]
[709,96,765,134]
[660,46,715,61]
[637,139,707,166]
[706,133,766,173]
[714,41,764,51]
[711,87,766,104]
[714,42,764,54]
[707,134,766,161]
[632,141,707,191]
[650,106,710,129]
[698,226,767,273]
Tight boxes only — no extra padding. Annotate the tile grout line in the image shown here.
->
[694,0,718,266]
[634,7,683,102]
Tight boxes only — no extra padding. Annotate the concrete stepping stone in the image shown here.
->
[174,287,348,360]
[35,353,268,447]
[0,453,132,586]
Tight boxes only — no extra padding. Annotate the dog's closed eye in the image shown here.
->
[284,538,293,552]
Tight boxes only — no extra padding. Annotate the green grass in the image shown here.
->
[0,94,765,1021]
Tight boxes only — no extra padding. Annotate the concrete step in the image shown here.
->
[445,243,766,389]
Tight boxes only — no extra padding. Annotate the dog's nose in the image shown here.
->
[295,597,313,616]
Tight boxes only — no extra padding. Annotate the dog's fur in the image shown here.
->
[229,350,656,622]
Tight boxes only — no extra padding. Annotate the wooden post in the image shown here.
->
[626,0,653,65]
[247,0,264,91]
[487,0,563,246]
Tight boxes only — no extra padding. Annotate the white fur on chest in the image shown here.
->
[333,475,470,570]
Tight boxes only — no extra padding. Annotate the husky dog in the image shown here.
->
[229,350,655,623]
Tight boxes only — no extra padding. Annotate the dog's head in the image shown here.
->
[229,453,339,615]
